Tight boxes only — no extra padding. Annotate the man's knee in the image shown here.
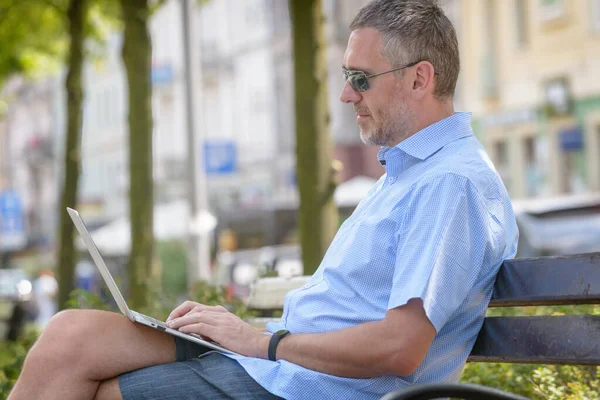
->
[28,309,102,367]
[43,309,91,344]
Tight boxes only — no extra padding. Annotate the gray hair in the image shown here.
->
[350,0,459,99]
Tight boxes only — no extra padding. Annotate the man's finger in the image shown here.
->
[167,301,202,322]
[178,322,217,338]
[167,310,223,329]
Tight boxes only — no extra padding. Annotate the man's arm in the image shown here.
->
[275,298,435,377]
[166,298,436,378]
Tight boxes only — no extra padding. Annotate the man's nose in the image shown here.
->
[340,81,362,104]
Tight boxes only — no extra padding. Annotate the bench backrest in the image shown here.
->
[469,252,600,365]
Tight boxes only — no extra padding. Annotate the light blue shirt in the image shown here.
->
[225,112,519,399]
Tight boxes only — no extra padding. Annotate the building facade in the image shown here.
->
[458,0,600,199]
[0,77,59,250]
[194,0,463,247]
[66,0,191,223]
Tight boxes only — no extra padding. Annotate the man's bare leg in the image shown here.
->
[95,377,121,400]
[9,309,176,400]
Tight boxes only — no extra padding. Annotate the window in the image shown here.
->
[481,0,498,98]
[515,0,529,48]
[592,0,600,33]
[559,127,586,194]
[597,126,600,188]
[494,141,511,190]
[544,77,571,116]
[524,137,542,197]
[539,0,565,23]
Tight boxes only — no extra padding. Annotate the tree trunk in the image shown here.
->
[290,0,338,275]
[121,0,157,309]
[57,0,88,310]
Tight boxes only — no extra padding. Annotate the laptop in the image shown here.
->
[66,207,239,356]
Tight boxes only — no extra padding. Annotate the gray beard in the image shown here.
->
[360,128,395,147]
[359,116,412,147]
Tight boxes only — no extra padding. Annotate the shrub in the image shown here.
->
[0,326,40,399]
[460,363,600,399]
[158,240,188,297]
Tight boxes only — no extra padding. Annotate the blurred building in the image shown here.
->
[0,0,474,254]
[194,0,464,247]
[197,0,391,247]
[0,1,195,252]
[51,1,191,226]
[0,77,59,250]
[458,0,600,199]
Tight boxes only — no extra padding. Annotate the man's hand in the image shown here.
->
[166,301,270,359]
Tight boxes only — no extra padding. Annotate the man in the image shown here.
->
[10,0,518,399]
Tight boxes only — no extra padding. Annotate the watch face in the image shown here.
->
[275,329,289,335]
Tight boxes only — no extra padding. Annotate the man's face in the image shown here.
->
[340,28,415,147]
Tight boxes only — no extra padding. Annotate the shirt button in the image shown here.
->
[388,176,396,184]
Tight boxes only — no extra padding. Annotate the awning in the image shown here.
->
[76,200,215,256]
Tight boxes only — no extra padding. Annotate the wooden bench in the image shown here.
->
[246,252,600,399]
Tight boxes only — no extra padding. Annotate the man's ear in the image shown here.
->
[411,61,436,99]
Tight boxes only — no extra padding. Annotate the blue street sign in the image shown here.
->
[0,190,27,251]
[559,127,584,151]
[204,141,237,175]
[151,64,174,85]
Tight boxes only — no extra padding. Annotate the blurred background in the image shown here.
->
[0,0,599,343]
[0,0,600,398]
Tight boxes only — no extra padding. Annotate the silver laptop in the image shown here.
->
[67,207,239,356]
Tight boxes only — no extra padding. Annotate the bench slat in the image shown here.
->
[469,315,600,364]
[490,253,600,307]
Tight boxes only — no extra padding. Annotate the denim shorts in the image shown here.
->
[118,337,283,399]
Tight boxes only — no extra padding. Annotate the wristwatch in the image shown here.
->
[268,329,291,361]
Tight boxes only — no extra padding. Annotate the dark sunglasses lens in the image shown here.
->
[349,74,369,92]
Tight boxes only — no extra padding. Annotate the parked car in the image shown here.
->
[512,193,600,258]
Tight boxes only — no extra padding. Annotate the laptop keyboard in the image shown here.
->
[132,310,218,344]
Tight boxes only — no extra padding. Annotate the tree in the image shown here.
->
[289,0,338,275]
[56,0,89,310]
[0,0,88,309]
[121,0,157,309]
[0,0,66,88]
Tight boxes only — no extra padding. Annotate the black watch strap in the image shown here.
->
[268,329,291,361]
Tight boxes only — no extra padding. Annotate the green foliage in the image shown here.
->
[486,304,600,317]
[460,362,538,398]
[158,240,188,297]
[63,280,257,322]
[65,288,111,311]
[0,326,40,398]
[0,0,67,83]
[532,365,599,400]
[187,281,257,321]
[460,363,600,399]
[0,0,121,89]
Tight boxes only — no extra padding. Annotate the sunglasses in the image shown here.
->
[342,61,439,92]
